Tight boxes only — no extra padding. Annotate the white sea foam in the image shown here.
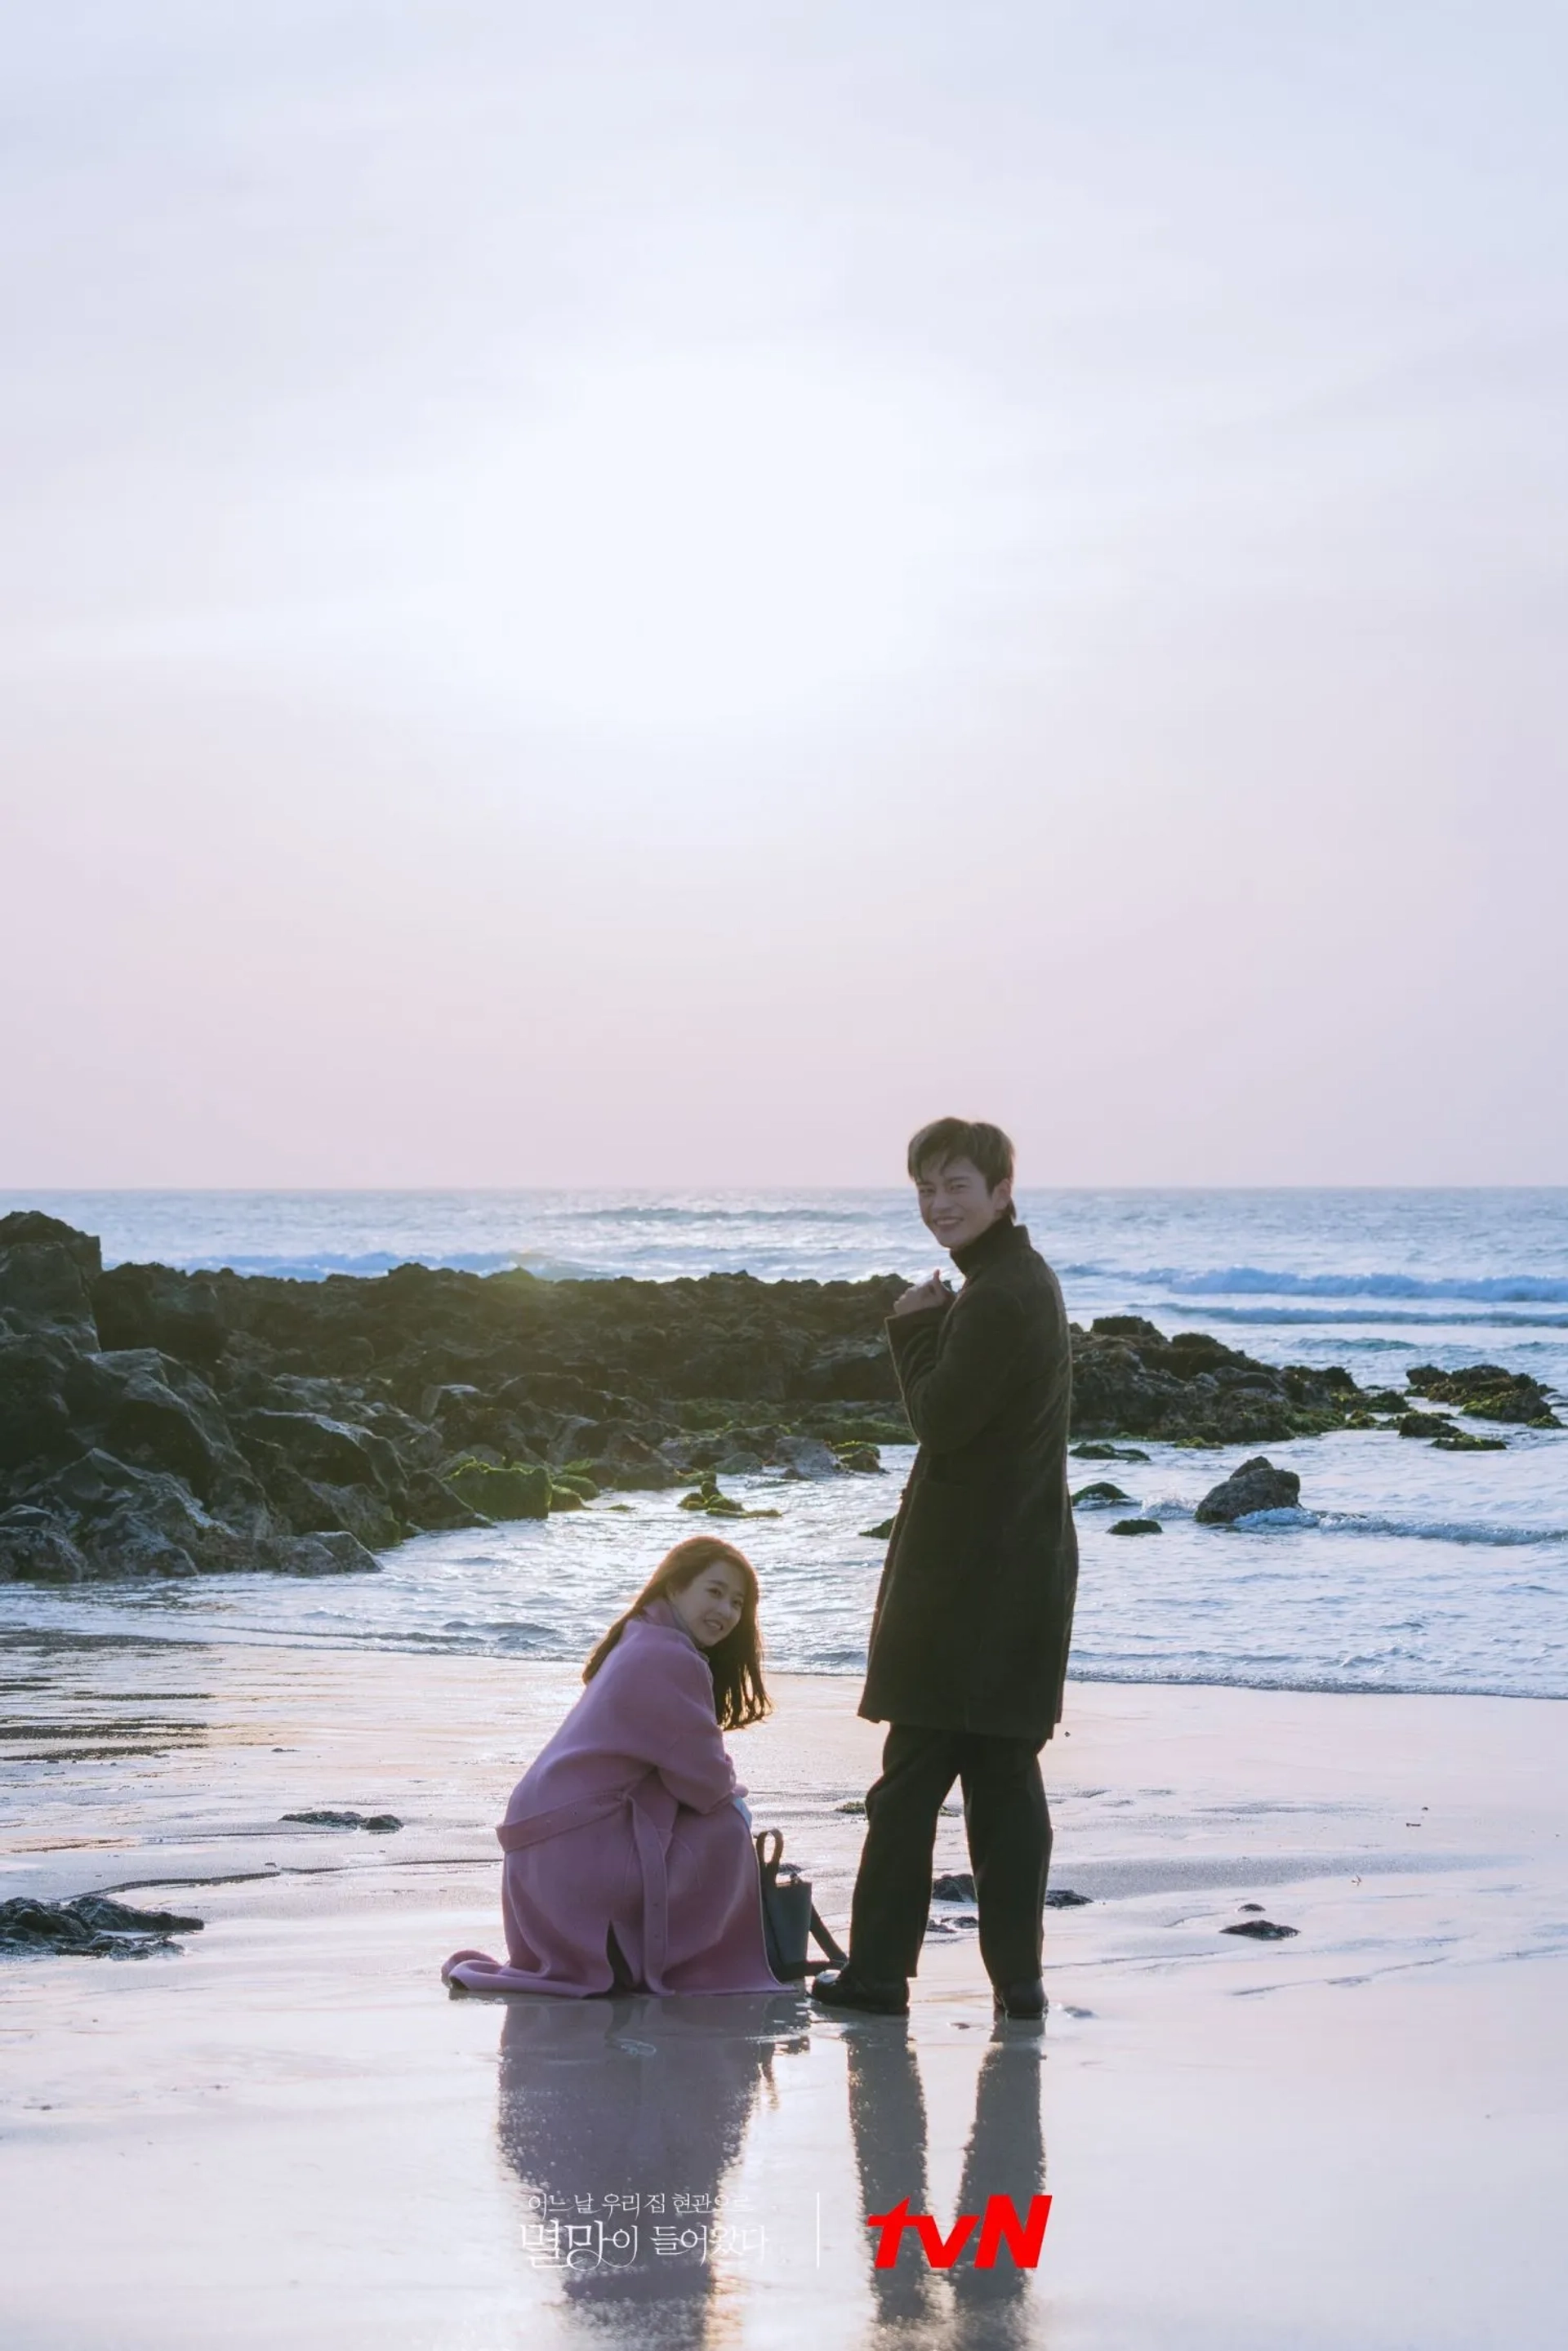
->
[1128,1266,1568,1305]
[1316,1514,1568,1548]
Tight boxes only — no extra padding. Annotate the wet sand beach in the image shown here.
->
[3,1641,1566,2349]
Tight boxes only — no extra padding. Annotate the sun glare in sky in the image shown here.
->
[2,3,1565,1186]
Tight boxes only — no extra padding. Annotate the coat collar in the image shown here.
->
[639,1593,702,1650]
[951,1215,1028,1279]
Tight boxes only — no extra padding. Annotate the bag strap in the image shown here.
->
[808,1904,849,1970]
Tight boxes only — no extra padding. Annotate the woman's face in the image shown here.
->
[668,1560,748,1649]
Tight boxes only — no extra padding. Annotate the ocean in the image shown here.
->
[2,1187,1566,1701]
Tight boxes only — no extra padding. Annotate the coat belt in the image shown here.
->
[494,1774,670,1990]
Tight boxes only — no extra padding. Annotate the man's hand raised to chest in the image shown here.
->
[891,1270,956,1319]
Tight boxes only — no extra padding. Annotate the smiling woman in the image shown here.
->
[442,1536,783,1997]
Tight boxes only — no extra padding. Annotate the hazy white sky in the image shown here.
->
[3,1,1565,1187]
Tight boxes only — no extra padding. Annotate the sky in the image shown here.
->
[2,1,1566,1188]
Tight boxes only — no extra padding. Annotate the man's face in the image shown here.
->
[915,1156,1013,1254]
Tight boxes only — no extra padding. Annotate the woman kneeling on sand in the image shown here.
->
[443,1537,784,1997]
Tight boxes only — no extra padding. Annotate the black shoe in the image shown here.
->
[810,1967,909,2017]
[992,1978,1046,2020]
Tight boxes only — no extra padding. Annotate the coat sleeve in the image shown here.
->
[599,1636,740,1814]
[886,1284,1028,1452]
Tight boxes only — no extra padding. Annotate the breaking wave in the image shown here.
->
[128,1248,610,1283]
[1103,1265,1568,1306]
[559,1201,886,1226]
[1315,1513,1568,1548]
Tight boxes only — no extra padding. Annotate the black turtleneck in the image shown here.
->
[951,1215,1027,1280]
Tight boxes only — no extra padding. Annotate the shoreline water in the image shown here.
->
[7,1409,1566,1700]
[4,1196,1566,1703]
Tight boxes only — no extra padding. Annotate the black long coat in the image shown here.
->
[858,1218,1078,1744]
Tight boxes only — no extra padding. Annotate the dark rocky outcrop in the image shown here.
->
[0,1506,89,1579]
[775,1435,840,1478]
[932,1869,1102,1911]
[7,1213,1532,1586]
[93,1261,228,1368]
[1108,1517,1162,1536]
[435,1459,551,1521]
[1069,1318,1356,1445]
[1194,1457,1303,1525]
[279,1810,402,1832]
[0,1893,203,1957]
[832,1440,882,1473]
[677,1473,779,1521]
[1405,1364,1561,1427]
[0,1238,99,1342]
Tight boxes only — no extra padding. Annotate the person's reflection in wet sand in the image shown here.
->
[950,2029,1049,2345]
[496,1991,807,2348]
[847,2020,1049,2350]
[845,2021,939,2330]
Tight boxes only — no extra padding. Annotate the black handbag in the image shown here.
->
[754,1828,849,1981]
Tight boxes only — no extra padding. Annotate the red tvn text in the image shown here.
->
[867,2194,1052,2269]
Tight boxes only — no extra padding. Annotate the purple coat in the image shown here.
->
[443,1599,782,1997]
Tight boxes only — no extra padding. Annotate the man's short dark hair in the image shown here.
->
[906,1117,1016,1197]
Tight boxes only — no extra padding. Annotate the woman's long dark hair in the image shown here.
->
[582,1536,770,1730]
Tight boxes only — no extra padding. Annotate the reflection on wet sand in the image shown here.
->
[493,1992,1048,2350]
[0,1628,213,1765]
[848,2019,1049,2350]
[497,1992,809,2341]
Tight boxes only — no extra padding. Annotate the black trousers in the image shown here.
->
[848,1723,1053,1986]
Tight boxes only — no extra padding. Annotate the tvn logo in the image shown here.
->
[868,2193,1052,2269]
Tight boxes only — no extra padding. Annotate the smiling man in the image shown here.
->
[813,1118,1079,2021]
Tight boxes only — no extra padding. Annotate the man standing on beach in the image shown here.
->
[813,1119,1078,2021]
